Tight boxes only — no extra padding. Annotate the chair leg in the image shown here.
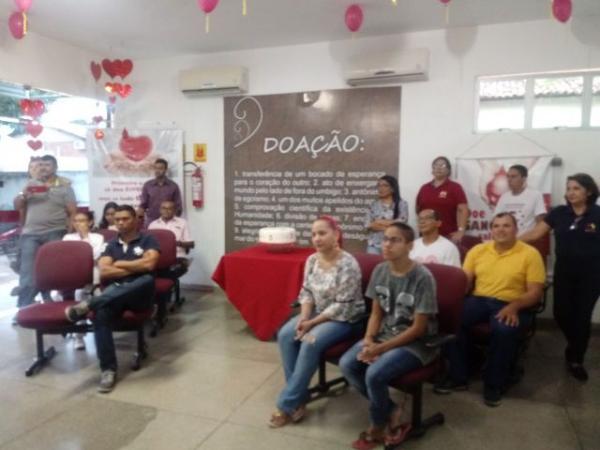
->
[385,384,444,449]
[25,330,56,377]
[131,326,148,371]
[306,359,349,403]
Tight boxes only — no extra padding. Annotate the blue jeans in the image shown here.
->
[340,340,422,426]
[444,295,532,390]
[91,274,155,372]
[17,229,66,308]
[276,315,361,415]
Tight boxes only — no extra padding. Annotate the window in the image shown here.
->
[475,69,600,132]
[0,81,108,210]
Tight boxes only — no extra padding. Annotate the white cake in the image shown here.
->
[258,227,297,244]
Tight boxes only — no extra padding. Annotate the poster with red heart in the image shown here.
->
[86,128,183,217]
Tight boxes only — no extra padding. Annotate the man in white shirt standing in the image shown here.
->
[495,165,547,235]
[148,201,194,276]
[410,209,461,268]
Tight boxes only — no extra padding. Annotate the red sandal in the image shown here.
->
[351,431,384,450]
[384,423,412,446]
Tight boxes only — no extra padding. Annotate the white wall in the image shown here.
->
[0,30,100,98]
[118,19,600,301]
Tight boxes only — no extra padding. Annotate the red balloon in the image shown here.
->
[345,4,363,33]
[552,0,572,23]
[197,0,219,13]
[8,11,26,40]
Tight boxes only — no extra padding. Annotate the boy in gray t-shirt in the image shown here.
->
[340,222,438,448]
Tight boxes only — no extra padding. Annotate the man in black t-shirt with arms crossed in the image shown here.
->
[65,205,159,393]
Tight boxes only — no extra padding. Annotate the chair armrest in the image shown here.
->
[425,334,456,348]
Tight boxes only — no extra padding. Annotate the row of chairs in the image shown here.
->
[15,229,179,377]
[302,240,548,448]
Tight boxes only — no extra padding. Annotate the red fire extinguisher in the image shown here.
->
[191,167,204,208]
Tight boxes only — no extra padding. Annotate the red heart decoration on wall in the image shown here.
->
[118,84,132,98]
[119,129,153,162]
[27,140,43,150]
[121,59,133,78]
[25,122,43,137]
[102,59,116,78]
[90,61,102,81]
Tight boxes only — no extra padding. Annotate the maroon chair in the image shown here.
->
[386,263,467,445]
[146,229,177,336]
[457,234,482,263]
[16,241,94,376]
[96,228,118,242]
[306,253,384,401]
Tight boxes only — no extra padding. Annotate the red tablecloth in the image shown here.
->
[212,245,314,340]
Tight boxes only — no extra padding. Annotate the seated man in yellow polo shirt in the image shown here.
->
[434,212,545,407]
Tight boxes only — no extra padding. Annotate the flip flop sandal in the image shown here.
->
[384,423,412,446]
[269,410,292,428]
[291,405,306,423]
[352,431,384,450]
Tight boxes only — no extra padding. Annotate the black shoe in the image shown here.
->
[567,363,588,382]
[434,378,468,395]
[65,302,90,323]
[483,386,502,407]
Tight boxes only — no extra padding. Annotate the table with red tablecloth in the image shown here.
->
[212,245,315,340]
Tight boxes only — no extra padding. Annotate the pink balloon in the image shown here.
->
[197,0,219,13]
[8,12,26,39]
[552,0,572,23]
[14,0,32,12]
[345,4,363,33]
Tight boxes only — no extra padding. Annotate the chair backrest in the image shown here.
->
[146,229,177,270]
[424,263,467,335]
[529,234,550,269]
[458,234,482,263]
[34,241,94,291]
[96,228,118,242]
[353,253,384,294]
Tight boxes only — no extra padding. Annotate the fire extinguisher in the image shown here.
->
[191,167,204,208]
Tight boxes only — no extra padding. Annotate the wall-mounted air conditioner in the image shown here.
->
[179,66,248,96]
[343,48,430,86]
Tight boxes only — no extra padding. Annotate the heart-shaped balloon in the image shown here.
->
[31,100,45,118]
[121,59,133,78]
[102,59,116,78]
[119,129,153,162]
[27,140,43,151]
[14,0,32,12]
[90,61,102,81]
[25,122,43,138]
[118,84,132,98]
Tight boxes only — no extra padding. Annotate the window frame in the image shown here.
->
[474,69,600,133]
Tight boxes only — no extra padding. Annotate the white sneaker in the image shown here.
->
[74,335,86,350]
[98,370,117,393]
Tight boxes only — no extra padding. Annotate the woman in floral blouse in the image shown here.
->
[365,175,408,254]
[270,216,366,428]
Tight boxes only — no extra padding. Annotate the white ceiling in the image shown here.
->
[1,0,600,58]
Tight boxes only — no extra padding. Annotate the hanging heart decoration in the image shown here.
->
[90,61,102,81]
[25,122,43,138]
[27,140,43,150]
[102,59,117,78]
[20,99,45,118]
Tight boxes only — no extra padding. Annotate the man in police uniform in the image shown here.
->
[65,205,159,393]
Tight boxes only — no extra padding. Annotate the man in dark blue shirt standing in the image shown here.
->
[65,204,159,393]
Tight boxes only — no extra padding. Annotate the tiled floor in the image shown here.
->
[0,288,598,450]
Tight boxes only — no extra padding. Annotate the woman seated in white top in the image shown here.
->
[63,211,104,350]
[270,216,366,428]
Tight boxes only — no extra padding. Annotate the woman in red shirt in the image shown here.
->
[416,156,468,243]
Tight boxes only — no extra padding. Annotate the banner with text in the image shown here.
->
[456,156,553,240]
[224,88,401,252]
[87,128,184,217]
